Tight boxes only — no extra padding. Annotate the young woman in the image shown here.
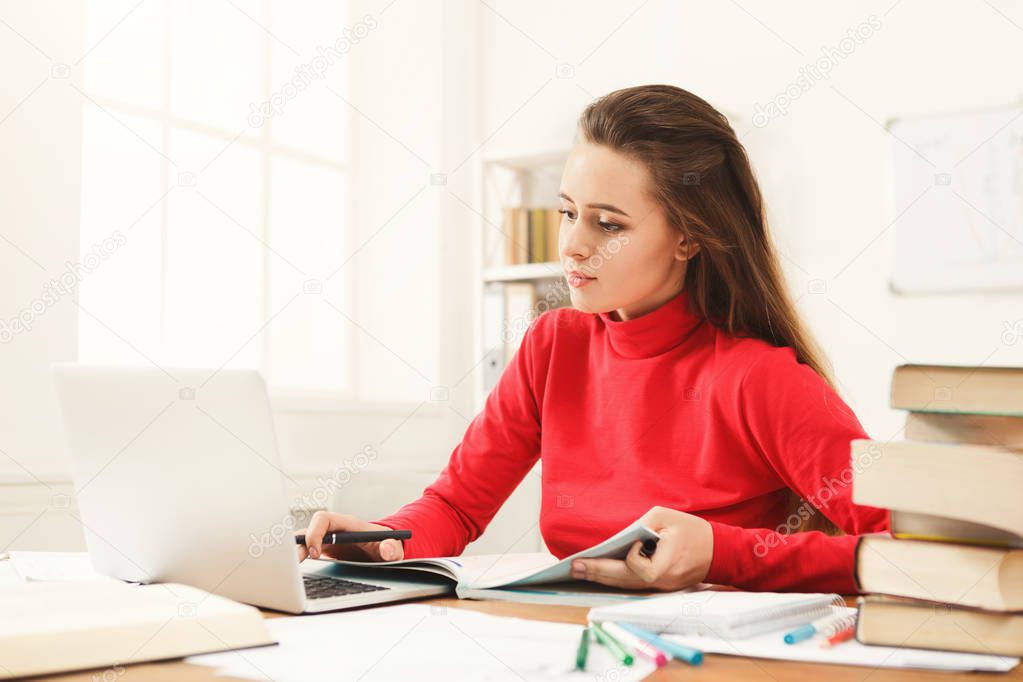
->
[298,84,889,593]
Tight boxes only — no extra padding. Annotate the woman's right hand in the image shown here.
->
[296,511,406,563]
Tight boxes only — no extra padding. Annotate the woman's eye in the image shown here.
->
[558,208,618,232]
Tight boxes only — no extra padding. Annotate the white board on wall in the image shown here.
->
[888,102,1023,294]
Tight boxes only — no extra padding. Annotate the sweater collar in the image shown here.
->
[597,288,704,359]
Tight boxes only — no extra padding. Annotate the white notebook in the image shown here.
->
[589,590,842,639]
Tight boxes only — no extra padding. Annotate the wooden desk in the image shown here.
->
[39,596,1022,682]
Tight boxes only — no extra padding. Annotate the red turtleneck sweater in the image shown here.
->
[373,288,890,592]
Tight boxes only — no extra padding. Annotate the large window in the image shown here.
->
[78,0,361,397]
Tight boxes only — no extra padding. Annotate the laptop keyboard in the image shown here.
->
[303,574,391,600]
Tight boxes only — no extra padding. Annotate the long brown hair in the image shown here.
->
[578,84,840,536]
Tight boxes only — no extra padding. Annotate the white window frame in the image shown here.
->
[79,1,363,406]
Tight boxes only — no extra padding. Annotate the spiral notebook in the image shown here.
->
[662,607,1018,672]
[589,590,843,639]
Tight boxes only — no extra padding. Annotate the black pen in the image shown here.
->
[639,538,658,558]
[295,530,412,545]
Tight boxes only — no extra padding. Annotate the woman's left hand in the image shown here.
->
[570,506,714,591]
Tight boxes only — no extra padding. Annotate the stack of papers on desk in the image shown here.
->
[7,550,121,583]
[188,604,655,681]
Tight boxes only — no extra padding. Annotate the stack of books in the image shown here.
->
[502,207,561,264]
[852,364,1023,657]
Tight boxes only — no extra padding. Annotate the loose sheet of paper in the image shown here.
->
[8,551,122,583]
[188,603,656,681]
[664,607,1018,673]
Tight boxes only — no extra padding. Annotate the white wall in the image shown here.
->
[473,0,1023,442]
[0,0,86,548]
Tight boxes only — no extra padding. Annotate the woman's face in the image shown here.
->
[558,138,699,321]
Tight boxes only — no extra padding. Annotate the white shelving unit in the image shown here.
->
[482,261,563,282]
[472,147,571,411]
[480,147,572,171]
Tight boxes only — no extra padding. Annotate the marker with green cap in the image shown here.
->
[575,626,590,670]
[591,622,634,666]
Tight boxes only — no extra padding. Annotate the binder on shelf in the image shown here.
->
[482,284,506,393]
[480,279,572,395]
[503,282,536,364]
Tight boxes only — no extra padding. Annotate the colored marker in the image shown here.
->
[602,621,668,667]
[783,610,855,645]
[591,622,634,666]
[575,626,590,670]
[821,625,856,647]
[614,622,704,666]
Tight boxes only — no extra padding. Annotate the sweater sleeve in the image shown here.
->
[369,314,547,558]
[704,346,890,592]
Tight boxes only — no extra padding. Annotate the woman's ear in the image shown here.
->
[677,238,700,261]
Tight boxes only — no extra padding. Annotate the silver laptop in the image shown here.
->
[53,363,451,613]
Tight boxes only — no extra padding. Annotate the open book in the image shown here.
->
[0,581,273,679]
[323,520,660,606]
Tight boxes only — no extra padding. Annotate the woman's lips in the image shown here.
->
[567,271,596,288]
